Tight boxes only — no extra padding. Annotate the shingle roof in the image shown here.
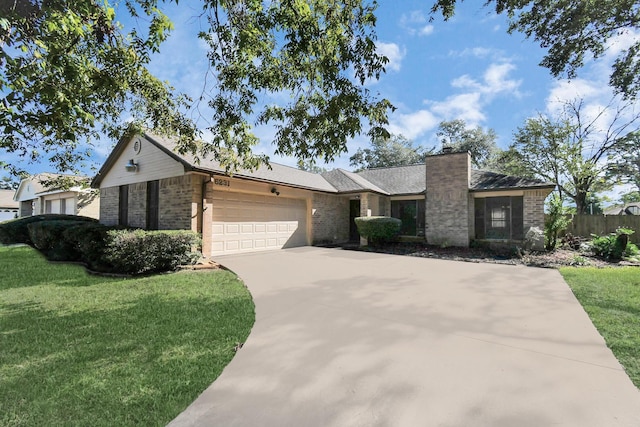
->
[356,164,426,195]
[604,202,640,215]
[321,169,389,194]
[93,132,556,195]
[470,170,555,191]
[143,132,338,193]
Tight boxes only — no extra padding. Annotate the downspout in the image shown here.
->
[201,175,213,257]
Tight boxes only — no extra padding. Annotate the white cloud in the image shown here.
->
[400,10,434,36]
[387,109,440,140]
[376,42,406,72]
[545,79,609,114]
[427,93,485,125]
[419,25,434,36]
[401,10,427,25]
[448,46,508,62]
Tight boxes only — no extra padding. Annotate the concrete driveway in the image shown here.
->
[169,247,640,427]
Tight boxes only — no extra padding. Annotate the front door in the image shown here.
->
[349,199,361,242]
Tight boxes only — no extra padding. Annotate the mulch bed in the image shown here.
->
[343,242,639,269]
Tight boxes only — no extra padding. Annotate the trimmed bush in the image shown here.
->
[0,214,97,245]
[27,220,90,261]
[63,223,130,271]
[104,229,202,274]
[354,216,401,245]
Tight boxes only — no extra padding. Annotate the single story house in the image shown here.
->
[603,203,640,216]
[92,132,555,256]
[0,189,19,222]
[14,173,100,219]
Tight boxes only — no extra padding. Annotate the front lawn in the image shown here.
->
[560,267,640,389]
[0,245,255,426]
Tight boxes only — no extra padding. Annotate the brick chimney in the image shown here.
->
[425,151,471,247]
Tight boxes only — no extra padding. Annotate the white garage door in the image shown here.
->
[211,192,308,255]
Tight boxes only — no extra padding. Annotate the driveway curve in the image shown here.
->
[169,247,640,427]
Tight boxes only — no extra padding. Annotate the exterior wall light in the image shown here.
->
[125,159,138,172]
[270,187,280,196]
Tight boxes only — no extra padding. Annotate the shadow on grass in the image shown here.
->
[0,250,255,427]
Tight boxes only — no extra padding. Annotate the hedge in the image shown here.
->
[63,223,130,271]
[103,229,202,275]
[354,216,402,245]
[0,214,97,245]
[27,220,91,261]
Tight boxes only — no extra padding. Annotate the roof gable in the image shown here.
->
[13,173,80,201]
[93,131,338,192]
[356,164,426,195]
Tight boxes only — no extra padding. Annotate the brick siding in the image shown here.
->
[99,186,119,225]
[158,175,200,230]
[426,152,471,247]
[312,193,349,244]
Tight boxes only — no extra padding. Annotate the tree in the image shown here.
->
[349,134,431,170]
[620,190,640,204]
[430,0,640,98]
[0,176,18,190]
[508,98,640,214]
[1,0,195,175]
[435,119,498,168]
[608,131,640,190]
[297,159,328,174]
[2,1,393,174]
[490,147,538,179]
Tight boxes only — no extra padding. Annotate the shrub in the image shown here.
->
[544,194,571,251]
[103,229,202,274]
[27,220,92,261]
[590,227,638,261]
[354,216,401,246]
[0,214,97,245]
[63,223,130,271]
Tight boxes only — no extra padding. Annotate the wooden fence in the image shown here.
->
[559,214,640,244]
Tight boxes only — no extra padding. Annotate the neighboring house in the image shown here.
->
[14,173,100,219]
[0,189,19,222]
[92,132,555,257]
[603,203,640,216]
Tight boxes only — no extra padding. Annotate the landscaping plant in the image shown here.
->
[354,216,401,246]
[590,227,638,261]
[544,193,572,250]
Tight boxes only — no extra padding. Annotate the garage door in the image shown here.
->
[211,192,308,255]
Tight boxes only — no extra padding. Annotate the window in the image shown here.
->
[45,200,52,214]
[119,185,129,226]
[60,198,66,215]
[146,180,159,230]
[474,196,524,240]
[391,199,425,236]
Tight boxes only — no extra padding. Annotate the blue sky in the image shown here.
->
[9,1,639,200]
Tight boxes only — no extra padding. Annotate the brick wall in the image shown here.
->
[524,189,551,232]
[99,186,119,225]
[127,182,147,228]
[158,175,200,230]
[426,152,471,247]
[360,193,389,216]
[312,193,349,244]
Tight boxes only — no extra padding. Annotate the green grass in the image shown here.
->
[0,245,255,427]
[560,267,640,388]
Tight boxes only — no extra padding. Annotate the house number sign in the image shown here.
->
[214,178,230,187]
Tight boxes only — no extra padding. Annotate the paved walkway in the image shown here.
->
[169,247,640,427]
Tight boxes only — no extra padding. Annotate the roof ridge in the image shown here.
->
[336,169,389,195]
